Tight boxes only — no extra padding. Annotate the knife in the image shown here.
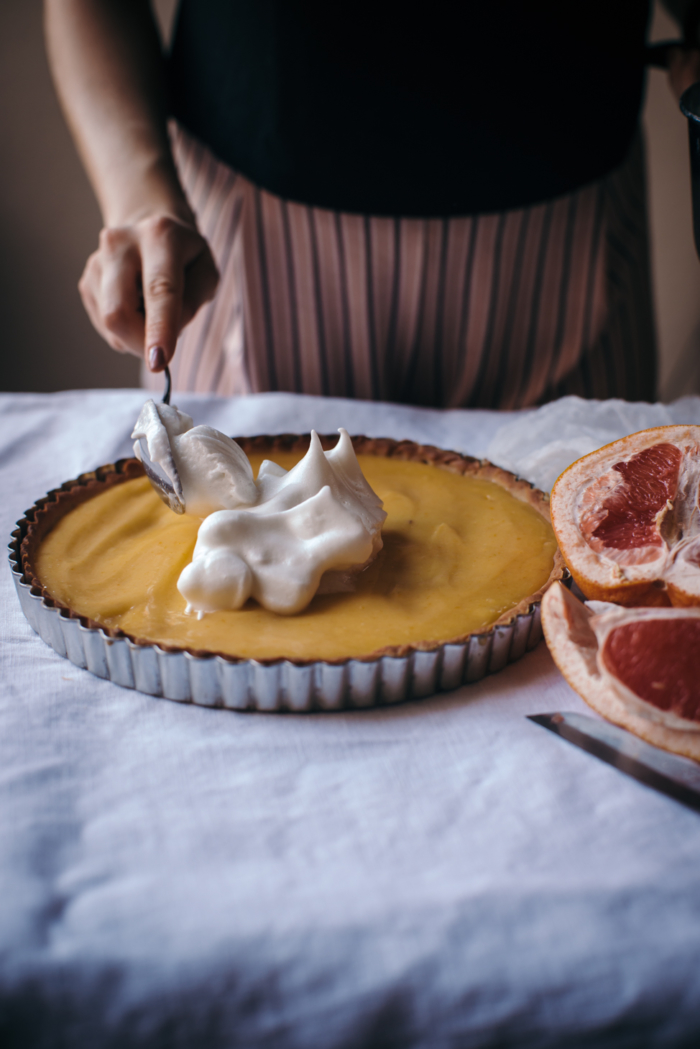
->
[528,712,700,815]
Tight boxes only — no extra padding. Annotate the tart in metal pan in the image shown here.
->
[10,435,565,712]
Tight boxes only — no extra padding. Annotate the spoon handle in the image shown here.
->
[163,365,172,406]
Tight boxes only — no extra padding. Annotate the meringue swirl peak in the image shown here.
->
[132,402,386,615]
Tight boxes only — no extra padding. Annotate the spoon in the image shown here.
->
[133,365,186,514]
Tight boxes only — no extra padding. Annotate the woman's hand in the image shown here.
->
[79,213,219,371]
[45,0,215,372]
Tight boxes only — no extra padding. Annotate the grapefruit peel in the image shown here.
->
[550,425,700,607]
[542,582,700,762]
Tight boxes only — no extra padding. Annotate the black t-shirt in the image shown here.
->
[168,1,651,217]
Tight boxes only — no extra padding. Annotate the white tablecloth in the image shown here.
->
[2,390,700,1049]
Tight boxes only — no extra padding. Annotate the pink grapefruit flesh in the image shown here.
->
[601,619,700,723]
[541,581,700,761]
[551,426,700,606]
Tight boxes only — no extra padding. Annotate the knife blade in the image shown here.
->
[528,712,700,814]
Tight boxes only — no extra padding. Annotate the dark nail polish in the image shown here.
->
[149,346,165,371]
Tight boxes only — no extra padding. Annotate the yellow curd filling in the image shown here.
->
[35,454,557,661]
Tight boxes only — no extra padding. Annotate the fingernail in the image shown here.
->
[148,346,166,371]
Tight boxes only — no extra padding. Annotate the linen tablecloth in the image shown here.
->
[2,389,700,1049]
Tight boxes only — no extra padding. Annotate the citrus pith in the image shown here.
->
[550,425,700,607]
[541,582,700,762]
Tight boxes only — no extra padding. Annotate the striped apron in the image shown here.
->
[145,123,656,408]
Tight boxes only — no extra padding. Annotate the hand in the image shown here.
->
[79,212,219,371]
[668,46,700,103]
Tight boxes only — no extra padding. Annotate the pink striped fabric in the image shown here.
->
[144,123,655,408]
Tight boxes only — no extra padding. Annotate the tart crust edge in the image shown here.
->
[18,435,566,666]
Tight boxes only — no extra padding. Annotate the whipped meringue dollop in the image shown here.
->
[132,401,258,516]
[131,402,387,615]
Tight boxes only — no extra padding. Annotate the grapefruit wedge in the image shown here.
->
[550,425,700,606]
[541,582,700,761]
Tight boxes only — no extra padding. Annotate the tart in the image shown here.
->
[12,435,565,711]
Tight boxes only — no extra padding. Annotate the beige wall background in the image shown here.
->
[1,1,699,399]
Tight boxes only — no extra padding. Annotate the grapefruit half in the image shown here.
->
[541,581,700,761]
[550,425,700,606]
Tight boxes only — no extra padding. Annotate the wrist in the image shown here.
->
[101,153,195,229]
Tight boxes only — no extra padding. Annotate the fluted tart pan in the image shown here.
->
[9,435,566,712]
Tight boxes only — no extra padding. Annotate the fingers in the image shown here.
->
[141,216,187,369]
[99,231,145,352]
[141,216,219,370]
[78,228,144,357]
[79,215,219,372]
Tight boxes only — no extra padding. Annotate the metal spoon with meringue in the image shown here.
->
[131,367,186,514]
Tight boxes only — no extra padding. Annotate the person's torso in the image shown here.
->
[168,0,651,217]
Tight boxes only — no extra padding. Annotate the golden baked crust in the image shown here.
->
[19,435,565,665]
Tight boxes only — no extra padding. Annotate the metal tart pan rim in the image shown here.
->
[9,440,566,712]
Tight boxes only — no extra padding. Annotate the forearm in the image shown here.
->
[44,0,218,370]
[44,0,191,227]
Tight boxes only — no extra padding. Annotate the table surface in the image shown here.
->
[2,390,700,1049]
